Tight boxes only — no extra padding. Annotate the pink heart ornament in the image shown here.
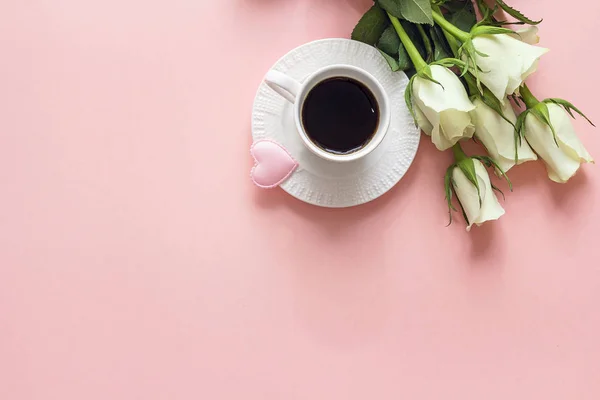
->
[250,140,298,189]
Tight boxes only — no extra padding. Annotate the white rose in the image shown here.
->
[413,65,476,151]
[512,26,540,45]
[471,97,537,173]
[524,103,593,183]
[470,34,548,103]
[452,159,505,231]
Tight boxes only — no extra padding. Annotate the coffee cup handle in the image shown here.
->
[264,70,301,104]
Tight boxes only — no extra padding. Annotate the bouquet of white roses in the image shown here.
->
[352,0,594,230]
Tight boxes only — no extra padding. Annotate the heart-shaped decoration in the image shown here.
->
[250,140,298,189]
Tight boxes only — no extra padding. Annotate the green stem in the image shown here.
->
[432,10,470,42]
[520,83,540,109]
[416,24,433,62]
[388,13,427,71]
[452,143,468,162]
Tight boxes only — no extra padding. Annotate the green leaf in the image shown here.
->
[377,0,402,18]
[479,86,515,127]
[351,4,389,46]
[440,0,469,13]
[531,102,559,146]
[402,20,428,60]
[545,98,596,127]
[457,157,482,207]
[514,109,530,163]
[459,39,485,77]
[397,41,413,70]
[431,25,452,61]
[405,76,417,121]
[491,183,506,201]
[473,0,492,17]
[446,0,477,32]
[444,164,458,226]
[417,65,444,89]
[378,26,401,56]
[475,1,499,25]
[455,196,471,227]
[447,163,472,226]
[494,0,542,25]
[400,0,434,25]
[378,0,433,25]
[473,156,513,191]
[377,26,413,72]
[388,19,428,65]
[515,109,529,139]
[378,50,401,72]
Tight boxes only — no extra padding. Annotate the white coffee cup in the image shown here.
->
[264,65,391,163]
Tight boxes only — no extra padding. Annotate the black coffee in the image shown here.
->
[301,77,379,155]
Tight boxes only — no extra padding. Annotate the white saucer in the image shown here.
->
[251,38,420,208]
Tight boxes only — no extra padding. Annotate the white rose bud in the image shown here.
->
[471,34,548,103]
[413,65,476,151]
[471,98,537,173]
[452,159,505,231]
[524,103,594,183]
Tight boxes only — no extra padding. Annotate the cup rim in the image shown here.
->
[293,64,391,163]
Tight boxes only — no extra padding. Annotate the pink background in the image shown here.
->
[1,1,599,399]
